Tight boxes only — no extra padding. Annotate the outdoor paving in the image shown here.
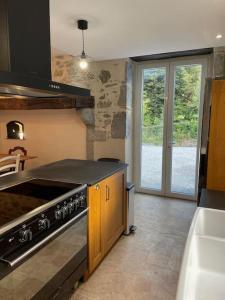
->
[141,144,197,195]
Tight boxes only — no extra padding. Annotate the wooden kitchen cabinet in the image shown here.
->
[207,80,225,190]
[102,172,125,254]
[87,171,126,275]
[88,182,104,274]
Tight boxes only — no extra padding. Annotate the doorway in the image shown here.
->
[134,57,208,200]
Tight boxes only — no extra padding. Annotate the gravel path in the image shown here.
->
[141,144,197,195]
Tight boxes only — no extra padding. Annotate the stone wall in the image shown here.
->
[213,47,225,78]
[52,56,133,181]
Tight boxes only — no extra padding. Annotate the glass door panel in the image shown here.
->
[136,58,207,200]
[170,64,202,196]
[141,67,167,191]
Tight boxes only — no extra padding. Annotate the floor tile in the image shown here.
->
[72,193,196,300]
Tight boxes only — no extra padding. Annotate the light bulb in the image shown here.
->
[216,33,222,39]
[79,59,88,70]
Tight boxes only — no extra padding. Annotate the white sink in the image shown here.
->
[195,208,225,239]
[176,208,225,300]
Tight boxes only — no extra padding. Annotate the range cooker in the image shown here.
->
[0,179,88,269]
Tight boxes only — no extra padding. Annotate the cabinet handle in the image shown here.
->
[106,185,110,201]
[95,184,100,191]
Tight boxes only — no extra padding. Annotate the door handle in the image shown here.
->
[168,141,176,148]
[106,185,110,201]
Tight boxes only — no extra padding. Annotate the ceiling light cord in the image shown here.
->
[82,30,85,55]
[77,19,89,69]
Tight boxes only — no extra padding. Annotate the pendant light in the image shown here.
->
[77,19,89,70]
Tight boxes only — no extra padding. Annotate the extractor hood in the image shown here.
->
[0,0,90,99]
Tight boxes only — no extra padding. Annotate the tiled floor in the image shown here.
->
[72,193,196,300]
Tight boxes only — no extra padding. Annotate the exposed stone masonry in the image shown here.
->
[213,47,225,78]
[52,56,133,170]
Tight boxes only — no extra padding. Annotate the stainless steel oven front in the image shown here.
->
[0,209,88,300]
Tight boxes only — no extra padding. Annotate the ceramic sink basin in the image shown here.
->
[176,208,225,300]
[195,208,225,239]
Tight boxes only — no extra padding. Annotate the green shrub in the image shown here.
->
[142,65,201,146]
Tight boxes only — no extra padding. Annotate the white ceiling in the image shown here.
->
[50,0,225,61]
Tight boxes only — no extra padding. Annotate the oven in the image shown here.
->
[0,179,88,299]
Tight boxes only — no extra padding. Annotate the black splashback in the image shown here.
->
[0,0,51,79]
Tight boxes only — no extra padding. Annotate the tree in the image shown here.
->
[142,65,201,145]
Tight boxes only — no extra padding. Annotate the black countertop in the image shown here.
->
[199,189,225,211]
[0,159,127,190]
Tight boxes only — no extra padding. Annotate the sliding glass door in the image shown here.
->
[135,57,208,200]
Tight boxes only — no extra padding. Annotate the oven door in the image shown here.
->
[0,211,87,300]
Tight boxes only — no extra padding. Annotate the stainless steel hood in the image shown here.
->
[0,71,90,98]
[0,0,90,99]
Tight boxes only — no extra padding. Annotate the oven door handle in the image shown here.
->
[1,208,89,267]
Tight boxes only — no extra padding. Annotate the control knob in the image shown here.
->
[61,203,69,218]
[38,217,50,230]
[55,207,62,220]
[73,198,79,210]
[19,227,32,243]
[67,201,74,214]
[79,193,86,208]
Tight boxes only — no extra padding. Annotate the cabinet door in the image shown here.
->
[88,183,103,273]
[102,172,125,255]
[207,80,225,190]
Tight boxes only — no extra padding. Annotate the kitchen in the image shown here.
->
[0,0,225,299]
